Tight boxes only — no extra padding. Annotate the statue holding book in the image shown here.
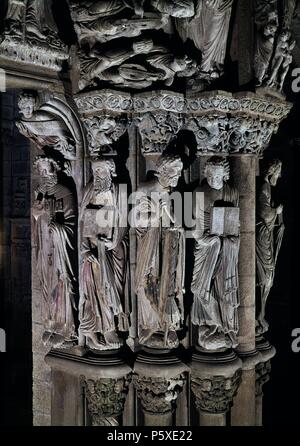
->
[191,156,240,351]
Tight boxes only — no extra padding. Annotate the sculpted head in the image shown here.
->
[204,156,230,190]
[155,155,183,188]
[91,158,116,193]
[18,93,37,119]
[266,159,282,186]
[33,156,60,184]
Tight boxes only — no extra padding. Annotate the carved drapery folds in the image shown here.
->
[0,0,68,71]
[256,159,285,336]
[68,0,235,92]
[191,156,240,351]
[254,0,297,93]
[81,374,131,426]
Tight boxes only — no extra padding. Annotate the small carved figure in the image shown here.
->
[191,156,240,351]
[151,0,195,17]
[133,155,185,349]
[266,30,295,91]
[255,12,279,86]
[16,93,77,159]
[32,156,77,348]
[256,159,284,335]
[79,158,129,350]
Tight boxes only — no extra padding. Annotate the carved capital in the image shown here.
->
[185,92,292,155]
[133,91,184,155]
[191,370,242,414]
[81,375,131,426]
[256,360,271,397]
[75,90,131,157]
[133,374,185,415]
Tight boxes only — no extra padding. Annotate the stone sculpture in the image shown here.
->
[191,156,240,351]
[79,158,129,350]
[32,156,77,348]
[133,155,185,349]
[256,159,285,335]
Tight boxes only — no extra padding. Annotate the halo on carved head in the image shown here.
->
[155,154,183,174]
[90,157,117,177]
[33,155,61,173]
[204,156,230,181]
[266,159,282,178]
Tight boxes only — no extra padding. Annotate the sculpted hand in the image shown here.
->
[276,204,283,215]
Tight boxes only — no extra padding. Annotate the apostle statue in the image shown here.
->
[132,155,185,349]
[79,158,129,350]
[256,160,285,335]
[32,156,77,348]
[191,156,240,351]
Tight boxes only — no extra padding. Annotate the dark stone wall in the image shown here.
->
[0,91,32,426]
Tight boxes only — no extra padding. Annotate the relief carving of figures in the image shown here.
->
[78,38,196,91]
[83,115,128,156]
[32,156,77,348]
[79,158,129,350]
[254,0,296,92]
[256,160,285,335]
[191,157,240,351]
[1,0,67,68]
[16,93,79,160]
[132,155,185,349]
[176,0,234,83]
[70,0,167,47]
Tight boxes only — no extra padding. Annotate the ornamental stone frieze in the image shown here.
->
[74,90,132,157]
[0,0,68,73]
[185,91,292,155]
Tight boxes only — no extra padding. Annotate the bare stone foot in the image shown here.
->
[85,333,108,350]
[42,331,65,348]
[199,328,227,351]
[166,330,179,349]
[139,329,155,345]
[104,331,123,349]
[256,318,269,336]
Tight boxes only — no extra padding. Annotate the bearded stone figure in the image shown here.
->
[256,160,285,335]
[32,156,77,348]
[191,156,240,351]
[79,158,129,351]
[133,155,185,350]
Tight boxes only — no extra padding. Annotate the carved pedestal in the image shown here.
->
[191,351,242,426]
[45,350,132,426]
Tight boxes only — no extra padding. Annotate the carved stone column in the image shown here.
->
[45,351,132,426]
[133,352,188,426]
[191,351,242,426]
[255,338,276,426]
